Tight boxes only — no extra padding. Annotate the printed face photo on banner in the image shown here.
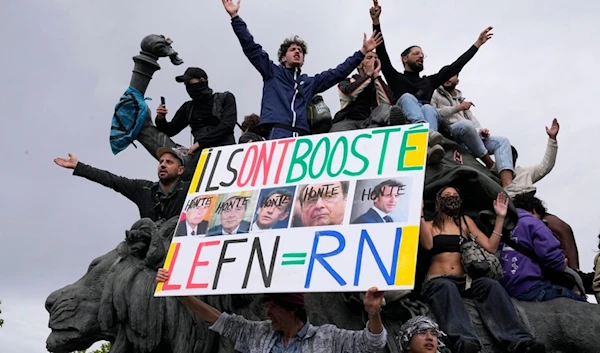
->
[250,186,296,232]
[175,194,217,237]
[291,181,349,228]
[206,191,258,236]
[350,177,413,225]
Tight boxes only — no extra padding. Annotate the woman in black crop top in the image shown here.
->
[418,186,546,353]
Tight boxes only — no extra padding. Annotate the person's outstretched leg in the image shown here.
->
[470,277,545,352]
[483,135,515,188]
[422,276,481,353]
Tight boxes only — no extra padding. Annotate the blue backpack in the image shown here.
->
[109,86,150,155]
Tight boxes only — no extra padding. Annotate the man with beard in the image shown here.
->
[222,0,383,140]
[369,3,493,163]
[155,67,237,174]
[352,179,405,224]
[431,74,515,189]
[53,147,189,222]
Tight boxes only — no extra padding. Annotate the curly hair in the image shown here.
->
[241,113,260,132]
[512,192,547,217]
[277,36,307,63]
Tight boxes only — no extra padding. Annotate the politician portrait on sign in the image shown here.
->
[207,191,258,236]
[291,181,349,228]
[250,186,295,232]
[350,178,412,224]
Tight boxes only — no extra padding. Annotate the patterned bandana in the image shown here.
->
[398,316,446,352]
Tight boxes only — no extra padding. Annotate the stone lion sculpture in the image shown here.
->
[46,210,600,353]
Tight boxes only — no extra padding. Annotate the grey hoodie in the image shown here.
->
[431,87,481,129]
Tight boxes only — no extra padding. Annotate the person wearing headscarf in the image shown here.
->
[398,315,446,353]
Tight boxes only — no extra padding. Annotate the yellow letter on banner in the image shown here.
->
[394,226,419,286]
[397,127,428,171]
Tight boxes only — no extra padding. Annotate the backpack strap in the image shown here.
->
[502,234,539,262]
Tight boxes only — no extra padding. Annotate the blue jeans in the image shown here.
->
[422,276,533,352]
[396,93,439,131]
[515,281,587,302]
[449,120,514,173]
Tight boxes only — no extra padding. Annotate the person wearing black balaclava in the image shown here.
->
[155,67,237,160]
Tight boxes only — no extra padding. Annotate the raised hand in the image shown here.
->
[156,104,168,119]
[546,118,560,140]
[155,268,169,284]
[361,31,384,55]
[222,0,241,17]
[363,286,385,313]
[54,153,78,169]
[363,58,375,76]
[373,58,381,77]
[493,192,508,218]
[474,26,494,48]
[370,2,382,24]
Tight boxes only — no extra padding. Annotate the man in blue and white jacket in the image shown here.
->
[222,0,383,140]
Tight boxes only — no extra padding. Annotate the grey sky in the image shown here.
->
[1,0,599,352]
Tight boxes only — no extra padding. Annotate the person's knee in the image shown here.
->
[398,93,417,104]
[493,135,511,147]
[421,104,438,116]
[474,277,502,292]
[453,120,478,136]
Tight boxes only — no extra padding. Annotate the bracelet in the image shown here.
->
[492,231,502,237]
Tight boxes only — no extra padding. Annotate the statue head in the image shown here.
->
[140,34,184,66]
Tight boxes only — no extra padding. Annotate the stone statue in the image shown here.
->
[45,142,600,352]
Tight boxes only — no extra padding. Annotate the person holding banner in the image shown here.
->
[419,186,546,353]
[222,0,384,140]
[155,269,388,353]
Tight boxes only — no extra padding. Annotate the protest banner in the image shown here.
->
[155,123,429,296]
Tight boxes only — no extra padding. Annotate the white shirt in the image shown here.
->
[222,224,241,235]
[372,207,392,222]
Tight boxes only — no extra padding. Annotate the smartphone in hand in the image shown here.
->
[160,96,166,105]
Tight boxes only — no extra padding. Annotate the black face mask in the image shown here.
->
[436,195,462,217]
[186,81,212,100]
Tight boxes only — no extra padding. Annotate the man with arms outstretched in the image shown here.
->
[222,0,383,140]
[155,269,388,353]
[54,147,189,222]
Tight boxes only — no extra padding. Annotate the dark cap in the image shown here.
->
[175,67,208,83]
[156,147,186,167]
[262,293,305,308]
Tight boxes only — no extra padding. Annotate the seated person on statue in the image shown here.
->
[222,0,383,140]
[368,4,492,163]
[498,193,586,302]
[430,74,516,191]
[239,113,265,143]
[330,51,406,132]
[53,147,189,222]
[155,67,237,156]
[419,186,546,353]
[155,269,387,353]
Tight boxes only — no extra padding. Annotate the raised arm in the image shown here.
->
[373,61,394,104]
[223,0,275,79]
[370,5,400,82]
[312,31,383,94]
[54,153,145,203]
[429,27,493,88]
[466,193,507,253]
[155,103,190,137]
[529,118,559,183]
[419,203,434,250]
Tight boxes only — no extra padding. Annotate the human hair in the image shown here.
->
[512,193,547,217]
[261,188,293,212]
[241,113,260,132]
[298,181,349,206]
[371,179,406,199]
[597,233,600,251]
[432,186,461,232]
[277,36,308,63]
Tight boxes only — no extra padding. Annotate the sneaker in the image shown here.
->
[388,106,407,126]
[428,130,443,147]
[427,144,445,165]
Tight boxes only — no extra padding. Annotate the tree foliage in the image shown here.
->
[74,342,111,353]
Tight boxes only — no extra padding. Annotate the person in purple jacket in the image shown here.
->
[221,0,383,140]
[498,196,586,302]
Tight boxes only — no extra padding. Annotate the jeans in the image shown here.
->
[136,115,199,181]
[515,281,587,302]
[449,120,514,173]
[396,93,439,131]
[422,276,533,352]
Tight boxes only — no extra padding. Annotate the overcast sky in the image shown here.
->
[1,0,599,352]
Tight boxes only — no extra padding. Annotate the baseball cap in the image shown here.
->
[175,67,208,83]
[156,147,186,167]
